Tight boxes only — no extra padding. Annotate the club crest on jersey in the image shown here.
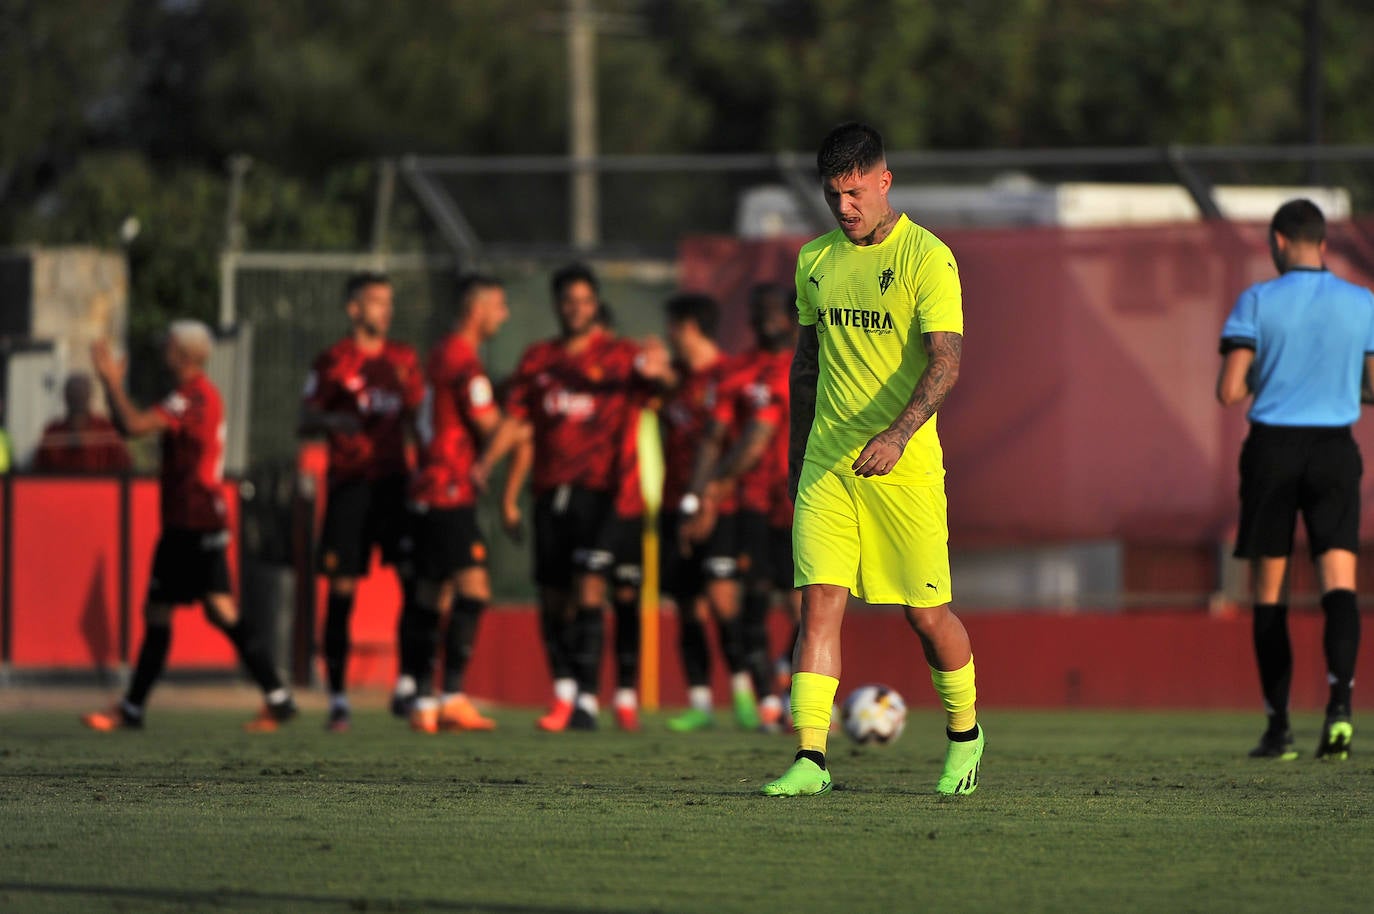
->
[879,268,895,295]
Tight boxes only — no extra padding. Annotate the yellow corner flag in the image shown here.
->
[636,408,664,710]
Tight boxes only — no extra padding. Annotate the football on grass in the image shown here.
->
[841,684,907,744]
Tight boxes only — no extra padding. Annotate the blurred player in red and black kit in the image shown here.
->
[83,322,296,732]
[692,283,802,731]
[484,264,667,731]
[299,272,424,732]
[404,274,511,734]
[659,293,760,732]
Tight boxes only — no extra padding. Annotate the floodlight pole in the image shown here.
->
[568,0,600,250]
[1303,0,1324,184]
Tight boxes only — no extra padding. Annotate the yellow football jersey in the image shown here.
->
[794,214,963,485]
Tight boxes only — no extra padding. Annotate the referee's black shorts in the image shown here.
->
[1234,422,1362,560]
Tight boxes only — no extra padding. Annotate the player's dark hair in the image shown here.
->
[551,262,600,301]
[748,282,798,323]
[1270,199,1326,244]
[454,273,503,321]
[817,122,885,181]
[665,293,720,339]
[344,270,390,303]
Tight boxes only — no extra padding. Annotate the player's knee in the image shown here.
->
[455,583,491,605]
[203,594,239,630]
[903,603,951,637]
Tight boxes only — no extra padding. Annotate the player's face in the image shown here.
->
[476,287,510,339]
[348,282,393,339]
[556,279,600,337]
[823,164,892,245]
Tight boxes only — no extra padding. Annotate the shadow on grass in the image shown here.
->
[0,881,625,913]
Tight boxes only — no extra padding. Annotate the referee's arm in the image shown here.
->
[1216,338,1255,406]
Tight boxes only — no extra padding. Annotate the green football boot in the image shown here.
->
[733,690,761,730]
[937,725,984,796]
[1316,717,1354,760]
[666,708,716,733]
[760,756,832,797]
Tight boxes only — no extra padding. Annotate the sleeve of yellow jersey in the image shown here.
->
[916,243,964,335]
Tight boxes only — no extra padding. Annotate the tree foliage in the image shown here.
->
[4,0,1374,369]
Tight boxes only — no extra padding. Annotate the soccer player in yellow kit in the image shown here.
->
[761,122,983,797]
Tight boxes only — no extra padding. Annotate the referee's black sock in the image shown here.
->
[323,591,354,696]
[1252,602,1292,731]
[1320,588,1361,716]
[126,624,171,709]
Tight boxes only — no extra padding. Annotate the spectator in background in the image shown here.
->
[33,373,132,473]
[82,322,297,732]
[1217,198,1374,761]
[299,272,425,733]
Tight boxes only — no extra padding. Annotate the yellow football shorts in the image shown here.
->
[792,460,952,607]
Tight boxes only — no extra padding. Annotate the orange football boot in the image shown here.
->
[438,694,496,731]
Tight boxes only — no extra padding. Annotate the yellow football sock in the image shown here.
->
[930,656,977,733]
[791,671,839,754]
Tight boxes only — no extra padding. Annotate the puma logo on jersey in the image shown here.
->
[808,275,823,289]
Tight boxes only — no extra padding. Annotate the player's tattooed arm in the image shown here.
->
[788,325,820,500]
[852,330,961,477]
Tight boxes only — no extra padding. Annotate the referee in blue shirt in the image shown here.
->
[1219,198,1374,761]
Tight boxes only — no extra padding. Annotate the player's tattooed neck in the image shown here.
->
[860,209,899,246]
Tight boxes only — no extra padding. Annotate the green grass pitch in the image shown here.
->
[2,701,1372,913]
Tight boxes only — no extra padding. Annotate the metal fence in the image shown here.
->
[222,144,1374,606]
[400,144,1374,261]
[220,248,676,600]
